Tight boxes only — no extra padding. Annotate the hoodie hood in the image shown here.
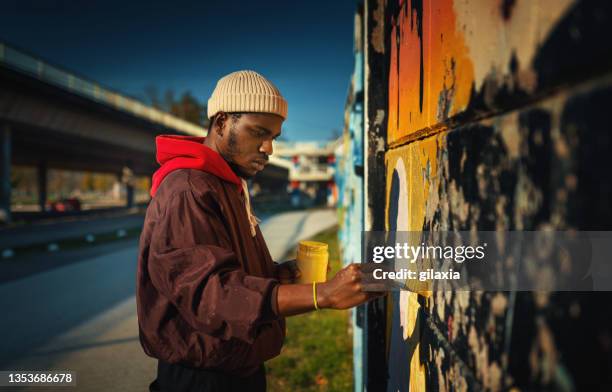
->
[150,135,242,197]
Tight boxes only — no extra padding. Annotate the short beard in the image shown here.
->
[227,122,240,154]
[221,122,252,179]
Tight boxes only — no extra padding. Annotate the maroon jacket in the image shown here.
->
[136,135,285,376]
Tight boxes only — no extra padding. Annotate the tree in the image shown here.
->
[144,85,162,110]
[143,87,207,127]
[170,91,206,127]
[163,89,175,113]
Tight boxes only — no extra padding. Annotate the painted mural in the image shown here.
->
[342,0,612,391]
[385,83,612,390]
[386,0,578,145]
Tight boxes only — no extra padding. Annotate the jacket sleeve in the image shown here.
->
[147,189,279,344]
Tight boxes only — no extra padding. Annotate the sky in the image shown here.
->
[0,0,358,141]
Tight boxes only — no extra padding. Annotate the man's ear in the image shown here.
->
[215,112,228,137]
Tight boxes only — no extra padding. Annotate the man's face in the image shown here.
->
[216,112,284,178]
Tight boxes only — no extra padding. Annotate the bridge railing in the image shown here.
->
[0,42,204,136]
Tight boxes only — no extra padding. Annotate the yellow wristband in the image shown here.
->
[313,282,319,310]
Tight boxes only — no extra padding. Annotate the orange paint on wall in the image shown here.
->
[388,0,475,144]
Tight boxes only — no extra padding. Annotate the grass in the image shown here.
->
[266,226,354,392]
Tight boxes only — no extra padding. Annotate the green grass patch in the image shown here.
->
[266,226,353,392]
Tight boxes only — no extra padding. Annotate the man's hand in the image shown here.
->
[276,262,384,317]
[317,263,384,310]
[275,259,301,284]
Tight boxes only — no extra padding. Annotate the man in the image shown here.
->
[137,70,378,392]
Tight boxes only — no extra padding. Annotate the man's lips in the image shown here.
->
[252,159,268,170]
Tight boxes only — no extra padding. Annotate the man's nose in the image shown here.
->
[259,140,273,155]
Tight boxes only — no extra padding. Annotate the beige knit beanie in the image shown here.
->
[207,70,288,119]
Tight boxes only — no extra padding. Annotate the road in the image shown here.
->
[0,208,337,391]
[0,240,155,391]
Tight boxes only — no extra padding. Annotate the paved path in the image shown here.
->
[0,208,337,391]
[260,208,338,261]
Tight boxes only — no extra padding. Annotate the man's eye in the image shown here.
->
[252,130,267,137]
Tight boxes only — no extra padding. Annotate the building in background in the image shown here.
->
[273,140,340,208]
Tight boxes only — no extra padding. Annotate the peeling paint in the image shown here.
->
[382,79,612,390]
[453,0,574,92]
[491,293,508,317]
[387,0,475,143]
[370,0,385,54]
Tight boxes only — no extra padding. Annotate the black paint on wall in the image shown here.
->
[534,1,612,93]
[366,1,392,391]
[365,1,612,390]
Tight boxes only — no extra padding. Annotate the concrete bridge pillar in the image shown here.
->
[121,166,134,208]
[37,160,47,212]
[0,124,11,223]
[126,183,134,208]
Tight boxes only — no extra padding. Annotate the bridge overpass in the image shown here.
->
[0,42,289,222]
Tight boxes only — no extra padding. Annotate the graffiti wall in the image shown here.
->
[344,0,612,390]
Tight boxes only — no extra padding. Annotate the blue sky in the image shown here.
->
[0,0,358,141]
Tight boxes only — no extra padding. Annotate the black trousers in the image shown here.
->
[149,360,267,392]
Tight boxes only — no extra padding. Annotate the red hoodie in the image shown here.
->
[150,135,242,197]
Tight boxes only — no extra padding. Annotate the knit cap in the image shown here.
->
[207,70,288,119]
